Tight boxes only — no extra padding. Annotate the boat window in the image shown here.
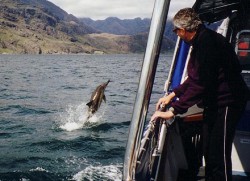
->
[236,30,250,70]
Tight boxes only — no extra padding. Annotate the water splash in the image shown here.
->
[58,102,106,132]
[72,164,122,181]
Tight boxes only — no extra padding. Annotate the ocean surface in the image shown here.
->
[0,54,171,181]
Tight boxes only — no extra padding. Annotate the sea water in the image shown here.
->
[0,54,171,180]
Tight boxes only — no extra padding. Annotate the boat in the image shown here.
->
[123,0,250,180]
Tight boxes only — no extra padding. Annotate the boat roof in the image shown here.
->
[193,0,250,23]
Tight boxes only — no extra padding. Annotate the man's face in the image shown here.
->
[173,27,191,43]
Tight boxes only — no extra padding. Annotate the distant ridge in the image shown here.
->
[0,0,175,54]
[81,17,151,35]
[81,17,177,42]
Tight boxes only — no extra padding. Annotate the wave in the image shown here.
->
[72,164,122,181]
[90,121,130,132]
[0,132,12,138]
[0,167,66,181]
[1,105,53,115]
[30,167,49,172]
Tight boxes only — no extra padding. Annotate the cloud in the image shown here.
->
[49,0,195,20]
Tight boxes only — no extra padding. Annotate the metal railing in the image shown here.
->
[122,0,171,180]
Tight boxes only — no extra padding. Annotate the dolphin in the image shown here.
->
[86,80,110,117]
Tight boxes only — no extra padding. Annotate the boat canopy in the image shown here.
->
[193,0,249,23]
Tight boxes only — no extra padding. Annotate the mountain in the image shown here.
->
[0,0,175,54]
[81,17,176,51]
[81,17,177,42]
[0,0,100,54]
[81,17,151,35]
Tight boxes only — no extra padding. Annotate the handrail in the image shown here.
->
[182,113,203,122]
[122,0,171,180]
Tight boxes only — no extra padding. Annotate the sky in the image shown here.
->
[48,0,195,20]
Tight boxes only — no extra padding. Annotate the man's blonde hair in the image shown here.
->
[173,8,202,32]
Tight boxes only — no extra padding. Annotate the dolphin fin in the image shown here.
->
[103,94,106,103]
[86,100,93,107]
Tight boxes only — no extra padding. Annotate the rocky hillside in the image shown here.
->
[0,0,175,54]
[0,0,98,54]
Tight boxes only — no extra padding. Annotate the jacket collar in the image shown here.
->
[189,24,206,46]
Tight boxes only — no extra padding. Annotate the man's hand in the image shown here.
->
[156,92,176,110]
[151,110,175,122]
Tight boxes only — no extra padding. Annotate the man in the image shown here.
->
[151,8,249,181]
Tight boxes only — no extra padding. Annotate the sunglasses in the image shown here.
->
[173,27,181,33]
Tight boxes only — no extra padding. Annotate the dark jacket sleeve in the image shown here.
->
[173,77,189,97]
[171,76,204,114]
